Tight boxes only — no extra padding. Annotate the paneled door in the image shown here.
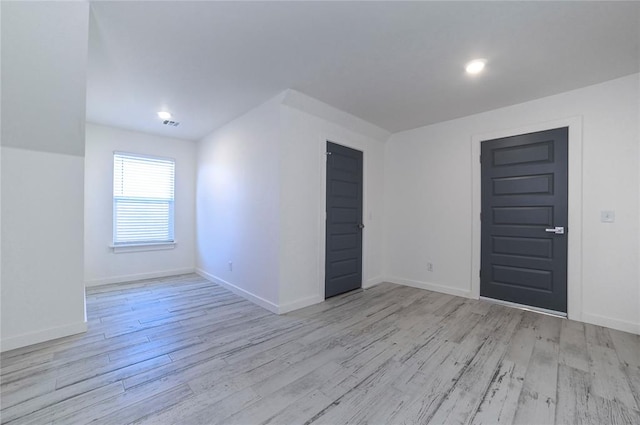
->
[481,127,568,313]
[325,142,364,298]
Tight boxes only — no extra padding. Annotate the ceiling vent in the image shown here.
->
[163,120,180,127]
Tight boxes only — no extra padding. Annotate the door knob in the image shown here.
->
[357,223,365,229]
[545,226,565,234]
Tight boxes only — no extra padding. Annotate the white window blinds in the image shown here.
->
[113,153,175,245]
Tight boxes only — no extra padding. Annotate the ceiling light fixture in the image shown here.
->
[465,59,487,75]
[157,111,172,120]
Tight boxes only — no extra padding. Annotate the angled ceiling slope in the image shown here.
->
[87,1,640,141]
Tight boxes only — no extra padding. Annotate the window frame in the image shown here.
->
[112,151,176,251]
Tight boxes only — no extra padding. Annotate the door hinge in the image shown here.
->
[479,269,482,278]
[479,154,482,163]
[480,212,482,221]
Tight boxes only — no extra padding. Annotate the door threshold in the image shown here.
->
[479,296,567,318]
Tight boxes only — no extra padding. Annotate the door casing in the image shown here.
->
[470,117,583,321]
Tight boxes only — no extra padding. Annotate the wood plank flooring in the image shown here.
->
[1,274,639,424]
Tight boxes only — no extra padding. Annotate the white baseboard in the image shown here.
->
[582,312,640,335]
[278,295,324,314]
[85,268,195,287]
[196,269,325,314]
[196,268,279,314]
[363,276,386,289]
[387,276,472,299]
[1,321,87,353]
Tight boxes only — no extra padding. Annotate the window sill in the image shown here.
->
[110,242,176,253]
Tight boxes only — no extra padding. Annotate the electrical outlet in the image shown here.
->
[427,262,433,272]
[228,261,233,271]
[601,210,615,223]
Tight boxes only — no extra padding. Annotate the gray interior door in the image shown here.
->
[325,142,363,298]
[481,127,568,313]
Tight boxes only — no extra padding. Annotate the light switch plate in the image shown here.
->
[601,210,615,223]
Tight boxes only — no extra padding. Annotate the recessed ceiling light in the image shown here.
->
[157,111,172,120]
[465,59,487,75]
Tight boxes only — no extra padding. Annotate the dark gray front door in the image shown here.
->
[481,127,568,313]
[325,142,363,298]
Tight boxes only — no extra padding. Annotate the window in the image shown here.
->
[113,152,175,246]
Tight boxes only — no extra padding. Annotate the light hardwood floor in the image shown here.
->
[1,274,639,424]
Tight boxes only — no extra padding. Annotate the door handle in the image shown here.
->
[545,226,565,234]
[357,223,365,229]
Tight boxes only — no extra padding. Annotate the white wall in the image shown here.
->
[385,74,640,334]
[279,97,387,311]
[196,96,283,310]
[196,91,388,313]
[1,149,86,349]
[0,1,4,344]
[1,2,90,351]
[84,123,196,286]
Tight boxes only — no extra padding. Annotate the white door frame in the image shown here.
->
[470,117,584,322]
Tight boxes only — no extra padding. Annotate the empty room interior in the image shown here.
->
[2,1,640,424]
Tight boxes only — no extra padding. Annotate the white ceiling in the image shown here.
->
[87,1,640,141]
